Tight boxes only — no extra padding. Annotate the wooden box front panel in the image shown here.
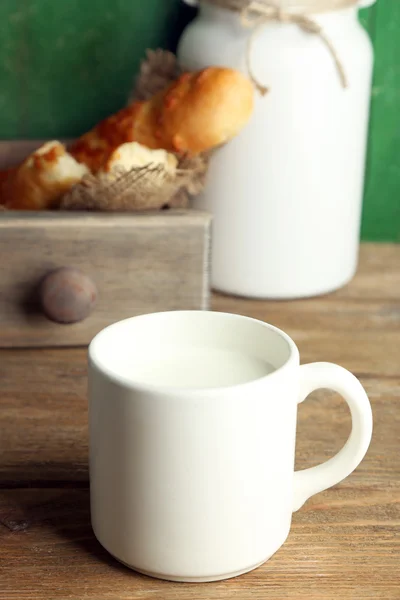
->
[0,211,211,348]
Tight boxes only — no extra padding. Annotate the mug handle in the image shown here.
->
[293,363,373,512]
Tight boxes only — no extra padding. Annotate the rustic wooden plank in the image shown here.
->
[0,349,397,486]
[213,244,400,377]
[213,243,400,304]
[332,243,400,300]
[0,242,399,598]
[0,363,398,597]
[0,481,398,600]
[0,210,211,347]
[213,293,400,376]
[0,346,398,482]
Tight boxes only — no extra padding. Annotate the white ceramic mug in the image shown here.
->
[88,311,373,583]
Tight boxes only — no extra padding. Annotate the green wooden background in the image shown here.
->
[0,0,398,241]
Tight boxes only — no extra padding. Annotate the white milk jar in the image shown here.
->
[178,0,376,299]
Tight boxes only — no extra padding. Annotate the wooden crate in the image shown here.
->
[0,142,211,348]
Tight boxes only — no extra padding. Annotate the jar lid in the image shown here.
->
[277,0,377,9]
[192,0,376,93]
[188,0,377,12]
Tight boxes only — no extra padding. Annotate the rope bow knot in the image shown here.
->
[236,1,348,95]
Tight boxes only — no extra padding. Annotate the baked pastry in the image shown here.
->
[101,141,178,175]
[0,166,16,187]
[1,141,89,210]
[70,67,254,172]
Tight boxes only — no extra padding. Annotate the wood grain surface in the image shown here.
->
[0,243,399,599]
[0,210,211,347]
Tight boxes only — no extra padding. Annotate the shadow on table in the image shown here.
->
[0,461,142,578]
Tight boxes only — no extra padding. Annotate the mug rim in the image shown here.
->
[88,310,300,395]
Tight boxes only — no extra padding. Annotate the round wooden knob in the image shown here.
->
[40,267,98,324]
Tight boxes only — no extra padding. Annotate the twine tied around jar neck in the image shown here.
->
[203,0,360,95]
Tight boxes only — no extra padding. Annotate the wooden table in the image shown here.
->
[1,243,399,600]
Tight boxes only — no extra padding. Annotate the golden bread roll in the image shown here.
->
[2,141,90,210]
[0,166,16,187]
[101,141,178,175]
[70,67,254,172]
[0,167,16,204]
